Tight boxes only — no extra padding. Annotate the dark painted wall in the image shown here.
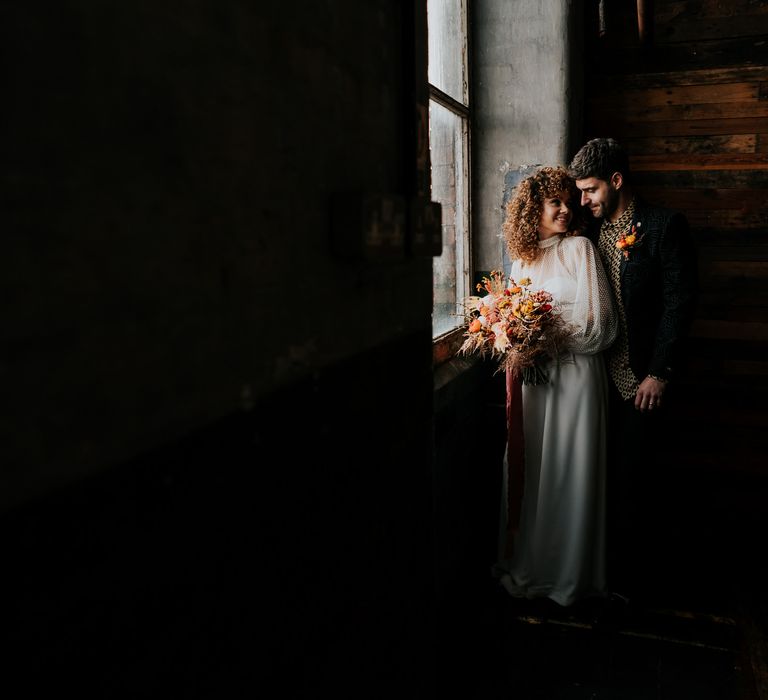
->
[1,2,436,696]
[1,1,433,507]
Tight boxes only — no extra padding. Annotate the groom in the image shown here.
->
[568,137,698,602]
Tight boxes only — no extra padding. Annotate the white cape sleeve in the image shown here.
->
[565,237,618,355]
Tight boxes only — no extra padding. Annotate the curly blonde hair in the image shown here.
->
[502,166,585,264]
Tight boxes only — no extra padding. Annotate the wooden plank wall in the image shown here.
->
[583,0,768,474]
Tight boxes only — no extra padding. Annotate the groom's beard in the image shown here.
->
[593,188,621,220]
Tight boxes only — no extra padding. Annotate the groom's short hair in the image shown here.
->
[568,137,631,183]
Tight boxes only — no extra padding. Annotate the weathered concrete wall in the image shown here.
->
[472,0,582,273]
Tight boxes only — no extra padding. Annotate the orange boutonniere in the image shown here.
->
[615,221,644,259]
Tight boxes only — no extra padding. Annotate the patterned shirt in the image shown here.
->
[597,198,639,400]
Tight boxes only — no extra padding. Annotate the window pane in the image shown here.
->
[431,100,469,338]
[427,0,468,105]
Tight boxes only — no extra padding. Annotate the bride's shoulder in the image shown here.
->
[561,234,595,253]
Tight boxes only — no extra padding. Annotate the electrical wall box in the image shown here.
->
[331,192,406,262]
[408,197,442,257]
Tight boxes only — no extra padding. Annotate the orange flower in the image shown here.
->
[469,318,482,333]
[615,223,644,258]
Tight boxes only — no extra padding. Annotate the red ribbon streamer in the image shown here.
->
[505,369,526,555]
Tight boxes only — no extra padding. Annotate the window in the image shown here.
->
[428,0,471,340]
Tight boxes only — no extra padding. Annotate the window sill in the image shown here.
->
[432,327,465,369]
[433,327,483,407]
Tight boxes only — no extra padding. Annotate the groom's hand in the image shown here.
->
[635,376,667,412]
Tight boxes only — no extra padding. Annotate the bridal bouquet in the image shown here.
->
[458,270,571,384]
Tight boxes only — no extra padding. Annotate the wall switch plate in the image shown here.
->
[331,192,406,261]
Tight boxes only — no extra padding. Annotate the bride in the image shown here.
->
[493,166,618,607]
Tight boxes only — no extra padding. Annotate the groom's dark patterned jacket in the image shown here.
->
[589,199,699,383]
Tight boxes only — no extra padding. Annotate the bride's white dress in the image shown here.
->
[495,234,618,606]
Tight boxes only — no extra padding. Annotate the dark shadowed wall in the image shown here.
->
[1,2,436,696]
